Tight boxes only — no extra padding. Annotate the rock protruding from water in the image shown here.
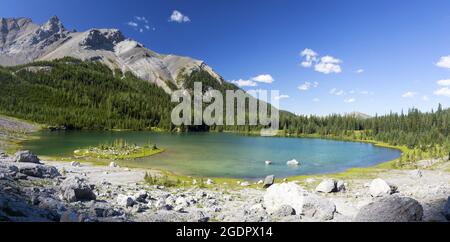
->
[14,150,41,164]
[60,176,96,202]
[286,159,300,166]
[354,195,423,222]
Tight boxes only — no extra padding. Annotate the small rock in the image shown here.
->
[206,179,214,185]
[60,176,96,202]
[240,181,250,187]
[369,178,396,197]
[60,211,82,222]
[336,180,346,192]
[265,160,272,165]
[0,151,8,158]
[272,205,296,217]
[306,178,316,183]
[175,197,189,207]
[192,179,197,185]
[117,194,135,207]
[71,161,81,167]
[257,180,264,185]
[109,162,119,168]
[14,150,41,164]
[315,179,337,193]
[264,175,275,188]
[134,190,148,203]
[410,169,423,178]
[286,159,300,166]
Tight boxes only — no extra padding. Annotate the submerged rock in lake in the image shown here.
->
[286,159,300,166]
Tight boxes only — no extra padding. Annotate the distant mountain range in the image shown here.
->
[0,16,223,94]
[345,112,372,119]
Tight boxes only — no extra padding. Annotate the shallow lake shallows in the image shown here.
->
[24,131,401,179]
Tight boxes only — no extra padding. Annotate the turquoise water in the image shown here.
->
[23,131,401,179]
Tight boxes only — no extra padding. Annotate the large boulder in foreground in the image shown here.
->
[263,182,336,220]
[354,195,423,222]
[14,151,41,164]
[369,178,396,197]
[444,196,450,220]
[60,176,96,202]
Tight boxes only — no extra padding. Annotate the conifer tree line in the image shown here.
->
[0,58,449,152]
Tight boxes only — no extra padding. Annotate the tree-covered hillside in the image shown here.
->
[0,57,174,130]
[0,58,449,154]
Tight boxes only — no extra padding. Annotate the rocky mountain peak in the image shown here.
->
[31,15,67,45]
[41,15,65,33]
[80,28,125,51]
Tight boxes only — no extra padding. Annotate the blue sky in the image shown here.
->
[2,0,450,116]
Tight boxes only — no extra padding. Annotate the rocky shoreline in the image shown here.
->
[1,150,449,222]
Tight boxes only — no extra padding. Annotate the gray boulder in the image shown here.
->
[272,204,296,217]
[19,164,60,178]
[444,196,450,220]
[60,176,96,202]
[14,150,41,164]
[263,182,336,220]
[315,179,337,193]
[369,178,396,197]
[0,151,8,159]
[354,195,423,222]
[336,180,346,192]
[117,194,135,207]
[302,193,336,220]
[263,175,275,188]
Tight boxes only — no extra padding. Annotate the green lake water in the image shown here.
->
[23,131,401,179]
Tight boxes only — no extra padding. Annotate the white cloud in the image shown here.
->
[329,88,345,96]
[251,74,274,84]
[135,16,148,23]
[422,95,430,101]
[298,81,319,91]
[300,48,342,74]
[355,69,364,74]
[402,91,418,98]
[344,98,356,103]
[434,87,450,97]
[313,98,320,102]
[274,94,290,101]
[436,55,450,69]
[231,79,257,87]
[437,79,450,86]
[169,10,190,23]
[300,48,318,68]
[315,55,342,74]
[127,21,138,27]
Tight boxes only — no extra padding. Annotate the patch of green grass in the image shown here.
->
[73,139,164,160]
